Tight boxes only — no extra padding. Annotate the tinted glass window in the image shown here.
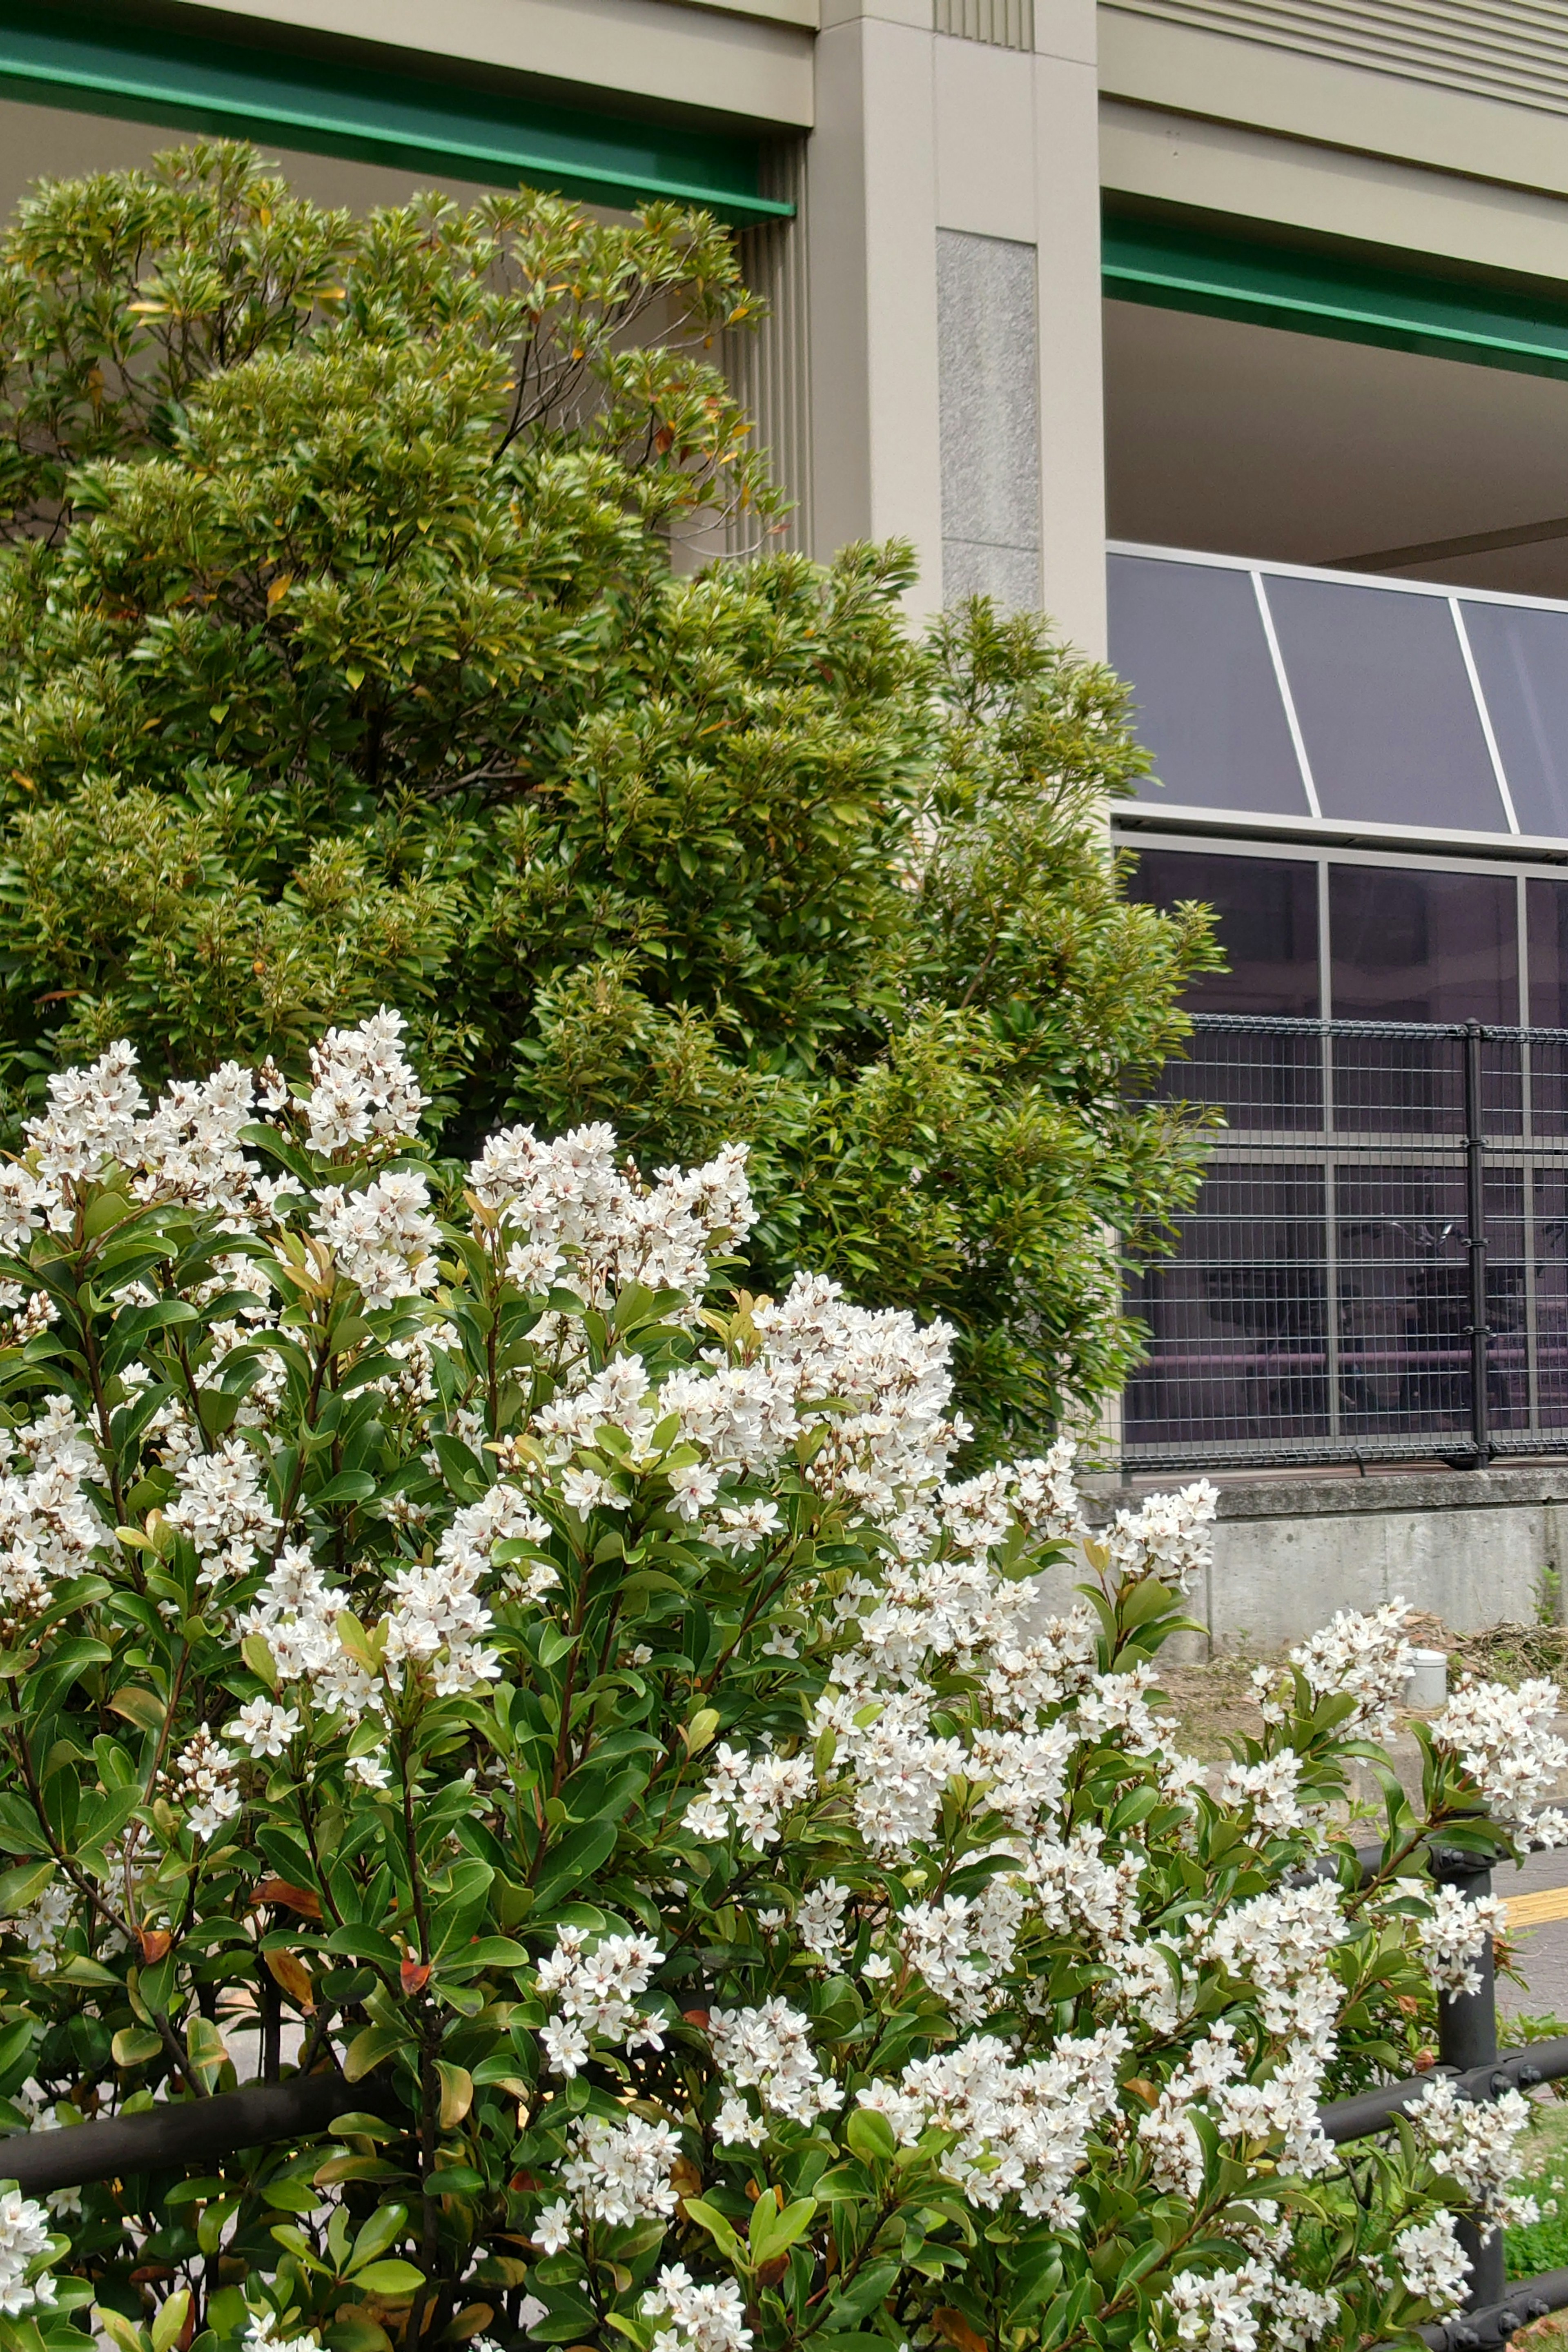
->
[1528,878,1568,1027]
[1330,866,1518,1021]
[1267,577,1508,832]
[1108,555,1309,817]
[1127,849,1319,1014]
[1463,602,1568,840]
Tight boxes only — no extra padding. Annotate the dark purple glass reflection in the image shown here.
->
[1128,850,1322,1129]
[1127,849,1319,1015]
[1329,866,1520,1134]
[1330,866,1517,1022]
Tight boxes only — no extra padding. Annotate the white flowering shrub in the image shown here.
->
[0,1016,1556,2352]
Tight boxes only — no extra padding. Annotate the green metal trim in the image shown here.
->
[0,1,793,224]
[1102,213,1568,381]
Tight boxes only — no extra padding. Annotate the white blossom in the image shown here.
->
[641,2264,753,2352]
[1433,1677,1568,1844]
[708,1998,842,2125]
[1394,2212,1470,2310]
[229,1697,300,1759]
[296,1009,428,1153]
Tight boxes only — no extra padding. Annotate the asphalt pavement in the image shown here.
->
[1499,1848,1568,2022]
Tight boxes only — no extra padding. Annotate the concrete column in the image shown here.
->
[810,0,1107,651]
[809,4,944,604]
[1032,2,1107,658]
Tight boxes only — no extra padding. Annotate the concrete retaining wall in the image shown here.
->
[1082,1464,1568,1653]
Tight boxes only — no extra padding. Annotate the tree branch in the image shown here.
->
[0,2071,397,2195]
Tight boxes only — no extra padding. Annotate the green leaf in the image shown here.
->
[111,2027,163,2067]
[750,2194,817,2266]
[345,2202,409,2278]
[312,1470,379,1507]
[344,2025,404,2081]
[681,2199,746,2264]
[845,2108,896,2163]
[531,1816,620,1913]
[0,1862,52,1917]
[348,2262,426,2296]
[151,2292,190,2352]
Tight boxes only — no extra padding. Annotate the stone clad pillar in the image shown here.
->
[809,0,1107,653]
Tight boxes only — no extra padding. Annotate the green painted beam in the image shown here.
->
[1103,212,1568,381]
[0,1,793,224]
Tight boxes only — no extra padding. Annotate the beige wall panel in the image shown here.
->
[820,2,930,26]
[806,16,944,601]
[170,0,815,130]
[1035,0,1097,67]
[1100,5,1568,203]
[0,94,510,223]
[935,36,1038,239]
[1101,100,1568,282]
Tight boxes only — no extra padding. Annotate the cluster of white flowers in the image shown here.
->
[240,1544,377,1719]
[1215,1752,1306,1835]
[1402,2075,1538,2231]
[1412,1882,1510,1998]
[1139,2019,1332,2197]
[641,2264,753,2352]
[1279,1596,1415,1740]
[1433,1676,1568,1845]
[1165,2253,1337,2352]
[470,1123,753,1305]
[229,1696,301,1760]
[435,1483,557,1608]
[536,1925,666,2076]
[0,1399,102,1635]
[1105,1478,1219,1593]
[243,2309,320,2352]
[382,1546,501,1698]
[134,1063,264,1210]
[313,1169,441,1306]
[167,1727,241,1842]
[1392,2212,1471,2310]
[167,1437,279,1585]
[708,1999,842,2133]
[296,1010,428,1154]
[684,1744,814,1850]
[0,1879,73,1974]
[0,2187,55,2315]
[552,2113,682,2232]
[898,1881,1027,2023]
[857,2025,1127,2225]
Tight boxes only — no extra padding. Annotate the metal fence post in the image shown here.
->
[1436,1848,1505,2309]
[1464,1023,1491,1468]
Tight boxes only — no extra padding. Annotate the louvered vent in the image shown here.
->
[935,0,1035,49]
[1107,2,1568,116]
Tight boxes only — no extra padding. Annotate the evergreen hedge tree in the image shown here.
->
[0,143,1218,1445]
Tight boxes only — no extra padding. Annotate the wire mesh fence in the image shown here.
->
[1124,1016,1568,1472]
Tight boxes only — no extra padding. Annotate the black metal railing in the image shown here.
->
[1317,1853,1568,2343]
[1125,1017,1568,1472]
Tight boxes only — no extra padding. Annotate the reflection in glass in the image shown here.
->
[1127,850,1322,1129]
[1267,577,1507,831]
[1528,878,1568,1028]
[1127,849,1319,1014]
[1329,865,1521,1134]
[1108,556,1310,816]
[1462,601,1568,840]
[1123,1167,1328,1449]
[1335,1168,1471,1438]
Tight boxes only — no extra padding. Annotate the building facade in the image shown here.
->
[14,1,1568,1612]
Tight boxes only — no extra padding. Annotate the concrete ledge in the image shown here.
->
[1079,1461,1568,1653]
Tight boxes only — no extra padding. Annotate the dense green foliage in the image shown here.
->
[0,143,1216,1443]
